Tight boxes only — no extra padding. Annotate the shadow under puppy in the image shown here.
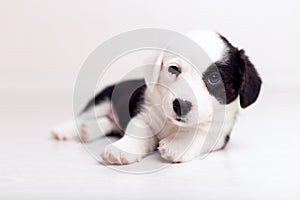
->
[52,30,262,164]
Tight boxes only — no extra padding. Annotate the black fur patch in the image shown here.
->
[82,85,115,112]
[202,46,242,104]
[221,134,230,149]
[202,34,261,107]
[238,50,262,108]
[82,79,147,131]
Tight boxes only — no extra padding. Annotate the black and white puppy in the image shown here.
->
[52,30,262,164]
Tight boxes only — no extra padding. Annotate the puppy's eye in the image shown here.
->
[168,65,181,76]
[208,72,221,85]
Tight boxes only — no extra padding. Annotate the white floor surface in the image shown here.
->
[0,85,299,200]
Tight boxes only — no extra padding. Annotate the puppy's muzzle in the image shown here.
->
[172,98,192,117]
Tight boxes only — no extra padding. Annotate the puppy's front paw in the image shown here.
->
[100,144,142,165]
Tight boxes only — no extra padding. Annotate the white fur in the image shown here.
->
[52,30,240,164]
[52,119,77,140]
[80,116,117,142]
[100,46,238,164]
[101,113,158,164]
[186,30,228,63]
[52,101,116,142]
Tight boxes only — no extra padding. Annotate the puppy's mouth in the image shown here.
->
[175,117,186,123]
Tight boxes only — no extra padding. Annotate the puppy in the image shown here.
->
[52,30,262,164]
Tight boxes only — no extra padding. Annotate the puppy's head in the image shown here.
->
[147,30,262,126]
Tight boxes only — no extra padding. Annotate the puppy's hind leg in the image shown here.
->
[52,101,113,141]
[79,117,120,142]
[51,119,78,141]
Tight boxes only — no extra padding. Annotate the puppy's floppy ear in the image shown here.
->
[239,49,262,108]
[145,53,163,91]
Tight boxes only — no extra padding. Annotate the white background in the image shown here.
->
[1,0,300,90]
[1,1,300,199]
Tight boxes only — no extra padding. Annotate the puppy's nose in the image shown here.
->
[173,98,192,117]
